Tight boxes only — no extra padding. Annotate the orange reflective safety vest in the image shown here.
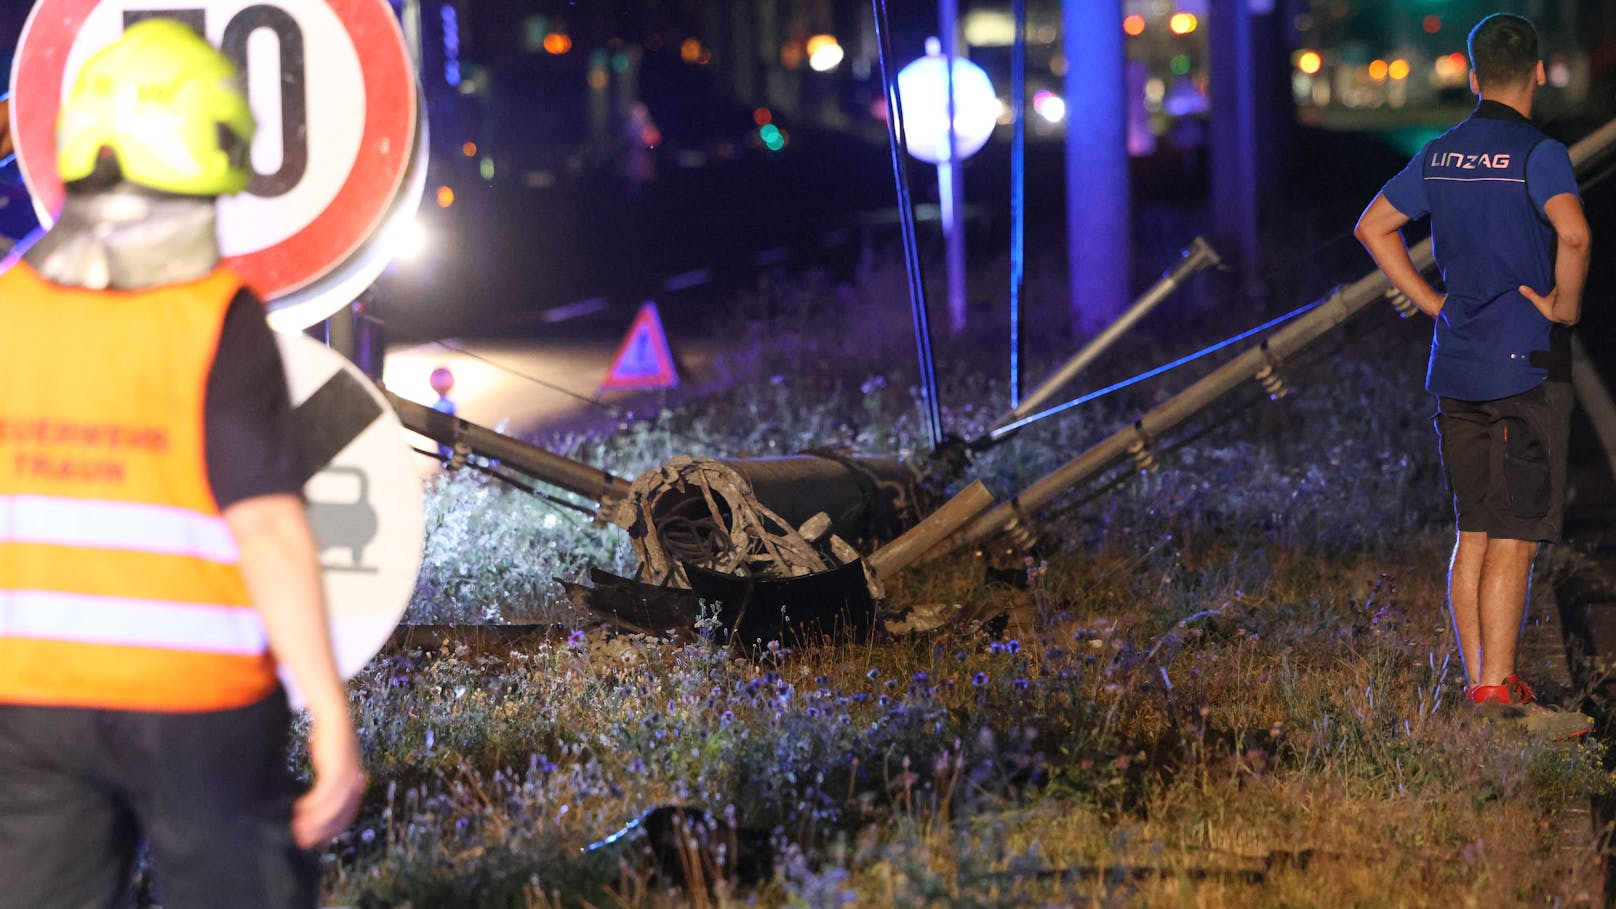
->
[0,262,278,712]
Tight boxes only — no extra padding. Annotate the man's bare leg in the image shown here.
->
[1477,537,1537,687]
[1448,530,1487,688]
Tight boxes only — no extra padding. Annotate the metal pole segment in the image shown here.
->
[384,390,631,512]
[1008,0,1026,407]
[865,479,993,580]
[871,0,945,450]
[992,237,1220,434]
[988,298,1319,440]
[1570,336,1616,488]
[1569,116,1616,170]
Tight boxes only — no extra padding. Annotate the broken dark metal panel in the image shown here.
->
[685,560,876,650]
[559,561,874,651]
[557,567,705,637]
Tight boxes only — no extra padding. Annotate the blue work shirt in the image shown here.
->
[1382,100,1579,401]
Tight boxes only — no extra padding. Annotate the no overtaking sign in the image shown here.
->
[10,0,421,328]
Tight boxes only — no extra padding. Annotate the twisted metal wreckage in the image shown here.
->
[391,116,1616,649]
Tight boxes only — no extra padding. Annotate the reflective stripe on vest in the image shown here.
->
[0,590,267,654]
[0,494,239,562]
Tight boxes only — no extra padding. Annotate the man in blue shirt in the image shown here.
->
[1355,13,1591,738]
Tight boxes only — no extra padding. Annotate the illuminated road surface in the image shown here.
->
[382,332,720,450]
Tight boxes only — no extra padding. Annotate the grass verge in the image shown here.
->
[324,263,1610,906]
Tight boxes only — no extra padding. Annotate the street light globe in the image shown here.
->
[896,37,999,164]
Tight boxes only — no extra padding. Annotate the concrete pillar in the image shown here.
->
[1062,0,1131,335]
[1210,0,1262,314]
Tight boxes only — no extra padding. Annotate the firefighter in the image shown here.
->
[0,19,364,907]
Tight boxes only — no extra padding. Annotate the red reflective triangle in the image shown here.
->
[601,301,679,391]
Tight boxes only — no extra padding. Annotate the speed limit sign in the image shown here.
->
[9,0,423,328]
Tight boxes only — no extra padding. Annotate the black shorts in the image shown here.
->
[0,689,317,909]
[1434,381,1572,543]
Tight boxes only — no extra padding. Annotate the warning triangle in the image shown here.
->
[601,301,680,391]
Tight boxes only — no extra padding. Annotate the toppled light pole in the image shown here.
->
[990,236,1220,440]
[385,389,631,513]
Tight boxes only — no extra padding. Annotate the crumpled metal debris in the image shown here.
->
[609,456,839,587]
[607,454,918,592]
[573,454,924,644]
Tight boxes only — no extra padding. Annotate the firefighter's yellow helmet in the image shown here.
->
[56,18,255,196]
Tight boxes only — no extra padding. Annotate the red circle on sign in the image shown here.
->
[12,0,416,302]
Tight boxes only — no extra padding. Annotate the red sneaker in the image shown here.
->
[1504,674,1537,705]
[1466,680,1591,740]
[1467,684,1511,705]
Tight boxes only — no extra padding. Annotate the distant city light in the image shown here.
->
[588,68,609,90]
[1296,50,1322,75]
[895,39,999,165]
[1368,59,1389,82]
[1031,90,1065,123]
[681,38,702,63]
[1423,14,1442,34]
[543,33,572,55]
[1169,13,1197,36]
[1169,54,1191,76]
[1162,77,1208,116]
[1144,77,1166,110]
[1434,51,1468,81]
[479,157,495,180]
[759,123,786,151]
[807,35,844,72]
[435,185,454,208]
[962,10,1016,46]
[1388,59,1410,81]
[753,107,772,126]
[780,42,805,69]
[441,4,461,87]
[1549,56,1572,88]
[462,141,477,157]
[1123,14,1146,37]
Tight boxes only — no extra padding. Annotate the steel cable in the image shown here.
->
[870,0,945,451]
